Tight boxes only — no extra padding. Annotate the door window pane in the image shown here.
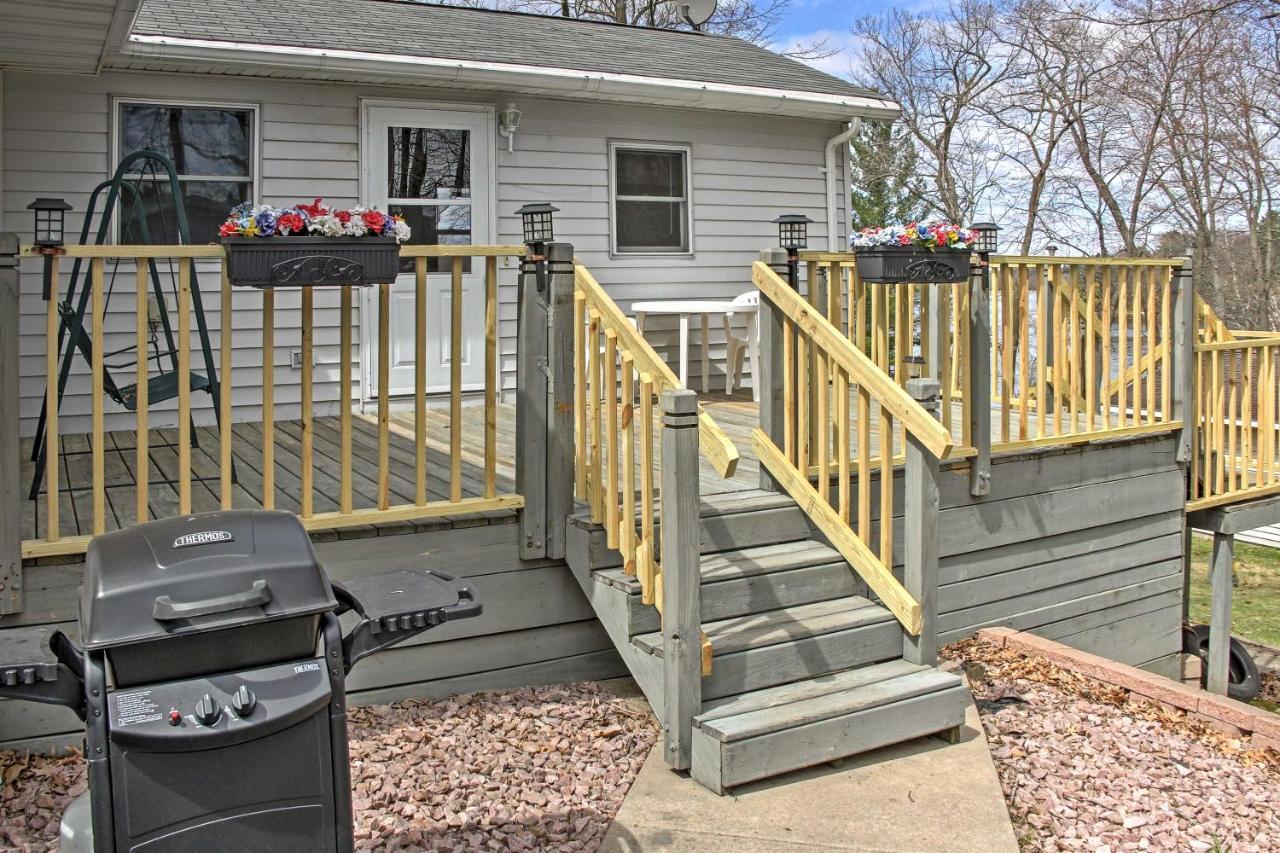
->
[613,145,691,253]
[392,204,472,273]
[387,128,471,200]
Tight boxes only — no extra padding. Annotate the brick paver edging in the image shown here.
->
[976,627,1280,753]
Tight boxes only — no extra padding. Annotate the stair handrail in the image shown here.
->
[752,260,952,636]
[574,262,739,479]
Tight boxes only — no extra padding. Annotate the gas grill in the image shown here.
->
[0,509,481,852]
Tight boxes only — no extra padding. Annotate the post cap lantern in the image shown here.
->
[773,214,813,253]
[515,203,559,246]
[970,221,999,255]
[28,197,72,247]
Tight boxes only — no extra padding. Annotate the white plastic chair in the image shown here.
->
[724,290,760,400]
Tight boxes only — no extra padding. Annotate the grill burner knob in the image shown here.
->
[194,694,221,727]
[231,685,256,717]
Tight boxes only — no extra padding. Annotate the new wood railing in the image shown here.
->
[752,260,953,640]
[572,260,738,769]
[1189,336,1280,510]
[22,243,526,559]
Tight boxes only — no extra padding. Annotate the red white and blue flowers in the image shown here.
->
[219,199,411,242]
[850,221,978,251]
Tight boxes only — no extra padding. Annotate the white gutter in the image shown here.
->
[124,34,901,122]
[825,118,861,252]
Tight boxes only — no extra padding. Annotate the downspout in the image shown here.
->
[825,117,861,252]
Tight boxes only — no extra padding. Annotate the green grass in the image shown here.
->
[1188,536,1280,648]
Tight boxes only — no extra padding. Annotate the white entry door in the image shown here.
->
[361,102,493,396]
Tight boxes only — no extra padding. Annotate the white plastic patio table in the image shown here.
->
[631,300,759,397]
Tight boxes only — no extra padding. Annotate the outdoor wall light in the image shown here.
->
[498,103,522,153]
[971,221,1000,256]
[516,203,558,248]
[28,197,71,247]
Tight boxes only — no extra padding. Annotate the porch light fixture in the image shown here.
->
[774,214,813,255]
[903,355,926,380]
[1046,244,1059,257]
[28,197,71,247]
[498,103,522,154]
[516,203,558,248]
[971,222,999,256]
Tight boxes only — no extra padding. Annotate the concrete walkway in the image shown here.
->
[601,699,1018,853]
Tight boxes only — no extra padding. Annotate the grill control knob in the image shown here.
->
[231,685,256,718]
[194,694,221,727]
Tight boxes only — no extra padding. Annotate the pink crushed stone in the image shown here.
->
[1,681,658,852]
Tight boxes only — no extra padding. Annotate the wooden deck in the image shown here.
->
[20,389,1182,543]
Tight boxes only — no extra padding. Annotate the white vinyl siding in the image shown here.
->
[3,69,839,436]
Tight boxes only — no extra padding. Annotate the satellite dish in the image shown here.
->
[679,0,717,30]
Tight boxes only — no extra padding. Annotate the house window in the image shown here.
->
[611,143,692,254]
[116,101,256,243]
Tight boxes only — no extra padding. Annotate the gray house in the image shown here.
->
[2,0,894,434]
[4,0,1247,798]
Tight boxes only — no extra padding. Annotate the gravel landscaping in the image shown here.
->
[944,637,1279,852]
[0,681,658,852]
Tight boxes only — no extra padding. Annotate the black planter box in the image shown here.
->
[854,247,971,284]
[223,236,400,288]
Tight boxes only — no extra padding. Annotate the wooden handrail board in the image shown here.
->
[1196,337,1280,353]
[752,429,922,635]
[752,261,954,460]
[574,262,739,479]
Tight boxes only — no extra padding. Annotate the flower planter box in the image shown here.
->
[223,236,400,288]
[854,247,971,284]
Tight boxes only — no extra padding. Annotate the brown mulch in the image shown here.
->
[1261,671,1280,705]
[0,682,658,852]
[943,638,1279,852]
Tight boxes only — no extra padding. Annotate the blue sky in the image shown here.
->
[771,0,887,80]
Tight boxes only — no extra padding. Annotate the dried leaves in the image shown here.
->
[0,681,657,852]
[944,638,1280,851]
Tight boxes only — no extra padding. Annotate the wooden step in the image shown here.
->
[568,490,813,571]
[592,540,867,636]
[690,666,968,793]
[632,596,902,699]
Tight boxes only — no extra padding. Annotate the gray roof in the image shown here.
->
[132,0,877,101]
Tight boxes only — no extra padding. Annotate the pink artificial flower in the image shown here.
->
[218,221,241,237]
[361,210,386,233]
[297,198,329,218]
[334,210,351,224]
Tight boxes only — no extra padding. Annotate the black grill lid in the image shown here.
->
[79,510,338,651]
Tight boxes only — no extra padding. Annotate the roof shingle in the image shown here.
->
[131,0,877,101]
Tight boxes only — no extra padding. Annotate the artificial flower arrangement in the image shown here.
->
[219,198,412,242]
[221,199,408,288]
[848,220,977,283]
[849,220,978,251]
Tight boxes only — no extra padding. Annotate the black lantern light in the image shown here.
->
[774,214,813,256]
[28,197,71,247]
[970,221,999,256]
[515,203,558,249]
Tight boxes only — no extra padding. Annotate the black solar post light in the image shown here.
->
[517,202,559,295]
[28,197,71,300]
[970,222,999,259]
[774,213,812,291]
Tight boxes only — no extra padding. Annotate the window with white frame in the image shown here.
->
[610,143,692,254]
[116,100,257,243]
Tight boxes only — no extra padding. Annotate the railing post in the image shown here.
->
[661,388,701,770]
[544,243,576,559]
[516,247,550,558]
[757,249,788,492]
[968,259,992,496]
[0,234,22,615]
[1172,256,1195,463]
[904,378,941,665]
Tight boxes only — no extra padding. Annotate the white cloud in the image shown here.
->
[772,29,863,82]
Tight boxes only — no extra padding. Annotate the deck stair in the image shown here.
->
[565,489,968,794]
